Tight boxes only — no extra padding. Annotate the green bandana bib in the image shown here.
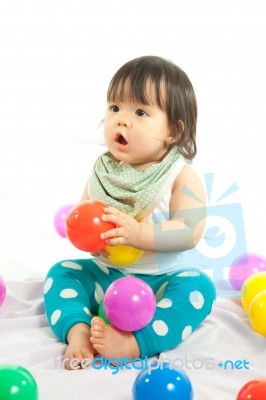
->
[89,147,185,220]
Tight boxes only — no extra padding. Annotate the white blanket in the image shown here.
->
[1,233,266,399]
[1,273,266,399]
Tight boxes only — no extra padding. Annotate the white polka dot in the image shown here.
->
[189,291,204,309]
[177,271,200,277]
[61,261,83,270]
[51,309,61,325]
[157,298,172,308]
[152,320,169,336]
[60,288,78,298]
[182,325,192,340]
[96,263,109,274]
[156,282,168,301]
[44,277,53,294]
[94,282,104,304]
[83,307,92,316]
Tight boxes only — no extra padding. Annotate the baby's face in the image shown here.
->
[103,98,171,169]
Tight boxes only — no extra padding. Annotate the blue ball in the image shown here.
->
[132,363,193,400]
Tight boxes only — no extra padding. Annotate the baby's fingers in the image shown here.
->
[100,227,122,241]
[91,249,111,258]
[90,251,100,257]
[103,206,120,215]
[102,212,120,226]
[98,249,110,258]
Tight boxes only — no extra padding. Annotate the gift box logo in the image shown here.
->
[154,173,247,296]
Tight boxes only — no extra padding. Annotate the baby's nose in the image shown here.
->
[117,117,131,128]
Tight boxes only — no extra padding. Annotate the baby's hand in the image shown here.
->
[90,249,110,258]
[99,207,141,248]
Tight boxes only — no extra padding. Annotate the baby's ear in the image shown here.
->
[177,120,185,135]
[165,136,178,145]
[166,120,185,145]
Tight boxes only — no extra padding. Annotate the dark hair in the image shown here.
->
[107,56,197,161]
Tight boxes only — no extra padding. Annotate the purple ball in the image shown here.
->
[54,204,74,238]
[0,275,6,306]
[229,253,266,290]
[103,277,156,331]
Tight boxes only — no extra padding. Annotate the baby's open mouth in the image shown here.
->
[116,134,128,145]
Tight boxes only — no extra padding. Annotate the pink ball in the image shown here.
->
[54,204,74,237]
[0,276,6,306]
[103,277,156,331]
[229,253,266,290]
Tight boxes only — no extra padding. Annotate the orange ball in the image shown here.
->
[237,378,266,399]
[65,200,115,252]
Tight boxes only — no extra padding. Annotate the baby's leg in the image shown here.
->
[133,269,216,358]
[43,258,124,368]
[90,269,215,362]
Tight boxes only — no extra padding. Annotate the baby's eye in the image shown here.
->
[110,105,119,112]
[135,109,148,117]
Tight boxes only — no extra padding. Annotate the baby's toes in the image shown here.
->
[91,316,106,328]
[64,352,82,370]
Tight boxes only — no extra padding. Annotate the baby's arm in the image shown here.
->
[80,182,90,201]
[101,166,206,253]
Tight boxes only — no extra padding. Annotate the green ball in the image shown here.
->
[98,300,110,324]
[0,364,38,399]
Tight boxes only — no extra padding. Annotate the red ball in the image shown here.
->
[65,200,115,252]
[236,378,266,400]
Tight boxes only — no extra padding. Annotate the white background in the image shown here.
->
[0,3,266,399]
[0,0,266,272]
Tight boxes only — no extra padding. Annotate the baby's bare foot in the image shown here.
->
[90,316,140,361]
[64,323,96,370]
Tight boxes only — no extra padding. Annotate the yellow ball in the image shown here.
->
[241,272,266,312]
[104,245,143,266]
[248,290,266,337]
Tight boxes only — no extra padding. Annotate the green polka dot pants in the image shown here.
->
[44,259,216,358]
